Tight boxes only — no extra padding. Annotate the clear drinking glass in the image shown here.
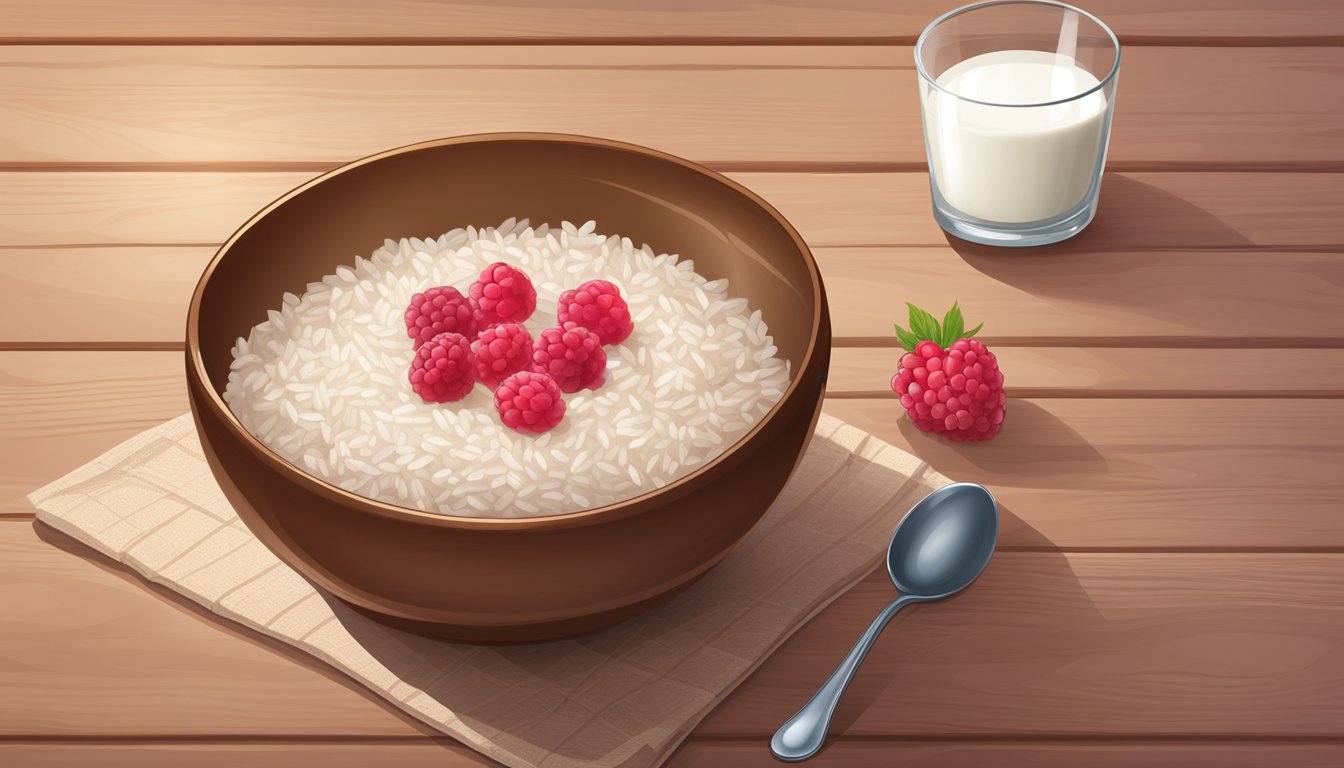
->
[916,0,1120,246]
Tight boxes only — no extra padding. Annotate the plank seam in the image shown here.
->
[0,342,186,352]
[1,161,1343,173]
[0,734,1341,744]
[817,244,1344,253]
[1,36,1341,47]
[8,516,1344,552]
[3,243,1340,255]
[7,339,1344,352]
[687,733,1344,743]
[0,243,220,250]
[826,390,1344,400]
[832,337,1344,349]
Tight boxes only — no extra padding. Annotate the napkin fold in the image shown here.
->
[29,411,944,768]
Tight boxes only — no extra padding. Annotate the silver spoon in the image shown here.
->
[770,482,999,762]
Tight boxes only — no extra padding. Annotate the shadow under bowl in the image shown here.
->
[186,133,831,643]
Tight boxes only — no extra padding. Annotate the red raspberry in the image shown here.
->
[408,332,475,403]
[470,262,537,328]
[474,323,533,390]
[531,322,606,393]
[405,286,476,349]
[556,279,634,346]
[494,371,565,434]
[890,303,1005,442]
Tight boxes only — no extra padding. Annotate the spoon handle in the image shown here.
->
[770,594,917,762]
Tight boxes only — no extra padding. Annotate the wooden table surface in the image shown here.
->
[2,2,1343,765]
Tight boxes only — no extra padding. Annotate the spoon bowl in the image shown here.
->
[888,482,999,599]
[770,482,998,762]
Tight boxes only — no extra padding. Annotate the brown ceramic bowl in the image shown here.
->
[186,133,830,643]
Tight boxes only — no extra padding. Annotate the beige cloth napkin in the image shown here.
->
[28,411,945,768]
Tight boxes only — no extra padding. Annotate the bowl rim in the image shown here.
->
[187,132,826,532]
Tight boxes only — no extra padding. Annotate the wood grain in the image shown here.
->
[5,353,1344,546]
[815,247,1344,344]
[671,742,1344,767]
[1,172,1340,251]
[2,1,1341,42]
[4,520,1342,738]
[0,248,204,346]
[827,347,1344,397]
[0,46,897,167]
[3,742,1341,768]
[0,519,424,737]
[702,553,1344,736]
[1,47,1341,166]
[0,744,495,768]
[2,2,1341,760]
[5,245,1342,346]
[826,398,1344,550]
[0,352,187,514]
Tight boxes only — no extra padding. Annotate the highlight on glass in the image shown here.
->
[916,0,1121,246]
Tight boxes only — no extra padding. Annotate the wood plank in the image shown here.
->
[0,46,897,167]
[0,172,303,248]
[0,352,188,514]
[673,742,1344,767]
[5,245,1343,346]
[0,519,425,737]
[827,347,1344,397]
[825,398,1344,550]
[0,172,1339,251]
[1,47,1341,166]
[701,553,1344,736]
[4,521,1342,738]
[2,1,1341,42]
[0,744,496,768]
[4,742,1341,768]
[5,354,1344,544]
[816,248,1344,344]
[0,248,204,346]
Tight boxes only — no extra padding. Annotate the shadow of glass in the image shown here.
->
[784,177,1219,749]
[949,173,1254,256]
[938,175,1263,335]
[1072,173,1254,251]
[939,175,1264,334]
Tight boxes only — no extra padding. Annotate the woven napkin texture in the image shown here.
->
[29,411,944,768]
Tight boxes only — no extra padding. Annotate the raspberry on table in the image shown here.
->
[531,322,606,393]
[494,371,566,434]
[405,286,477,349]
[409,332,476,403]
[556,279,634,346]
[474,323,533,390]
[470,262,537,329]
[890,303,1005,442]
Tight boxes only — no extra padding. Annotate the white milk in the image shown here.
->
[921,49,1108,224]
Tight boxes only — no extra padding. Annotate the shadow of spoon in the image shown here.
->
[769,482,999,762]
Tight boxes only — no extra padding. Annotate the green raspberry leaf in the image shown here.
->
[903,304,927,340]
[963,321,984,340]
[941,302,964,347]
[893,324,920,352]
[905,303,940,343]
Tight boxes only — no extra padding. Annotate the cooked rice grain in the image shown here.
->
[223,220,791,518]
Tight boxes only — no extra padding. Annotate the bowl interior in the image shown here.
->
[193,135,822,504]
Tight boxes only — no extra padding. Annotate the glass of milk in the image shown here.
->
[916,1,1120,246]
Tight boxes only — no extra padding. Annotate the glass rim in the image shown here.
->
[915,0,1122,109]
